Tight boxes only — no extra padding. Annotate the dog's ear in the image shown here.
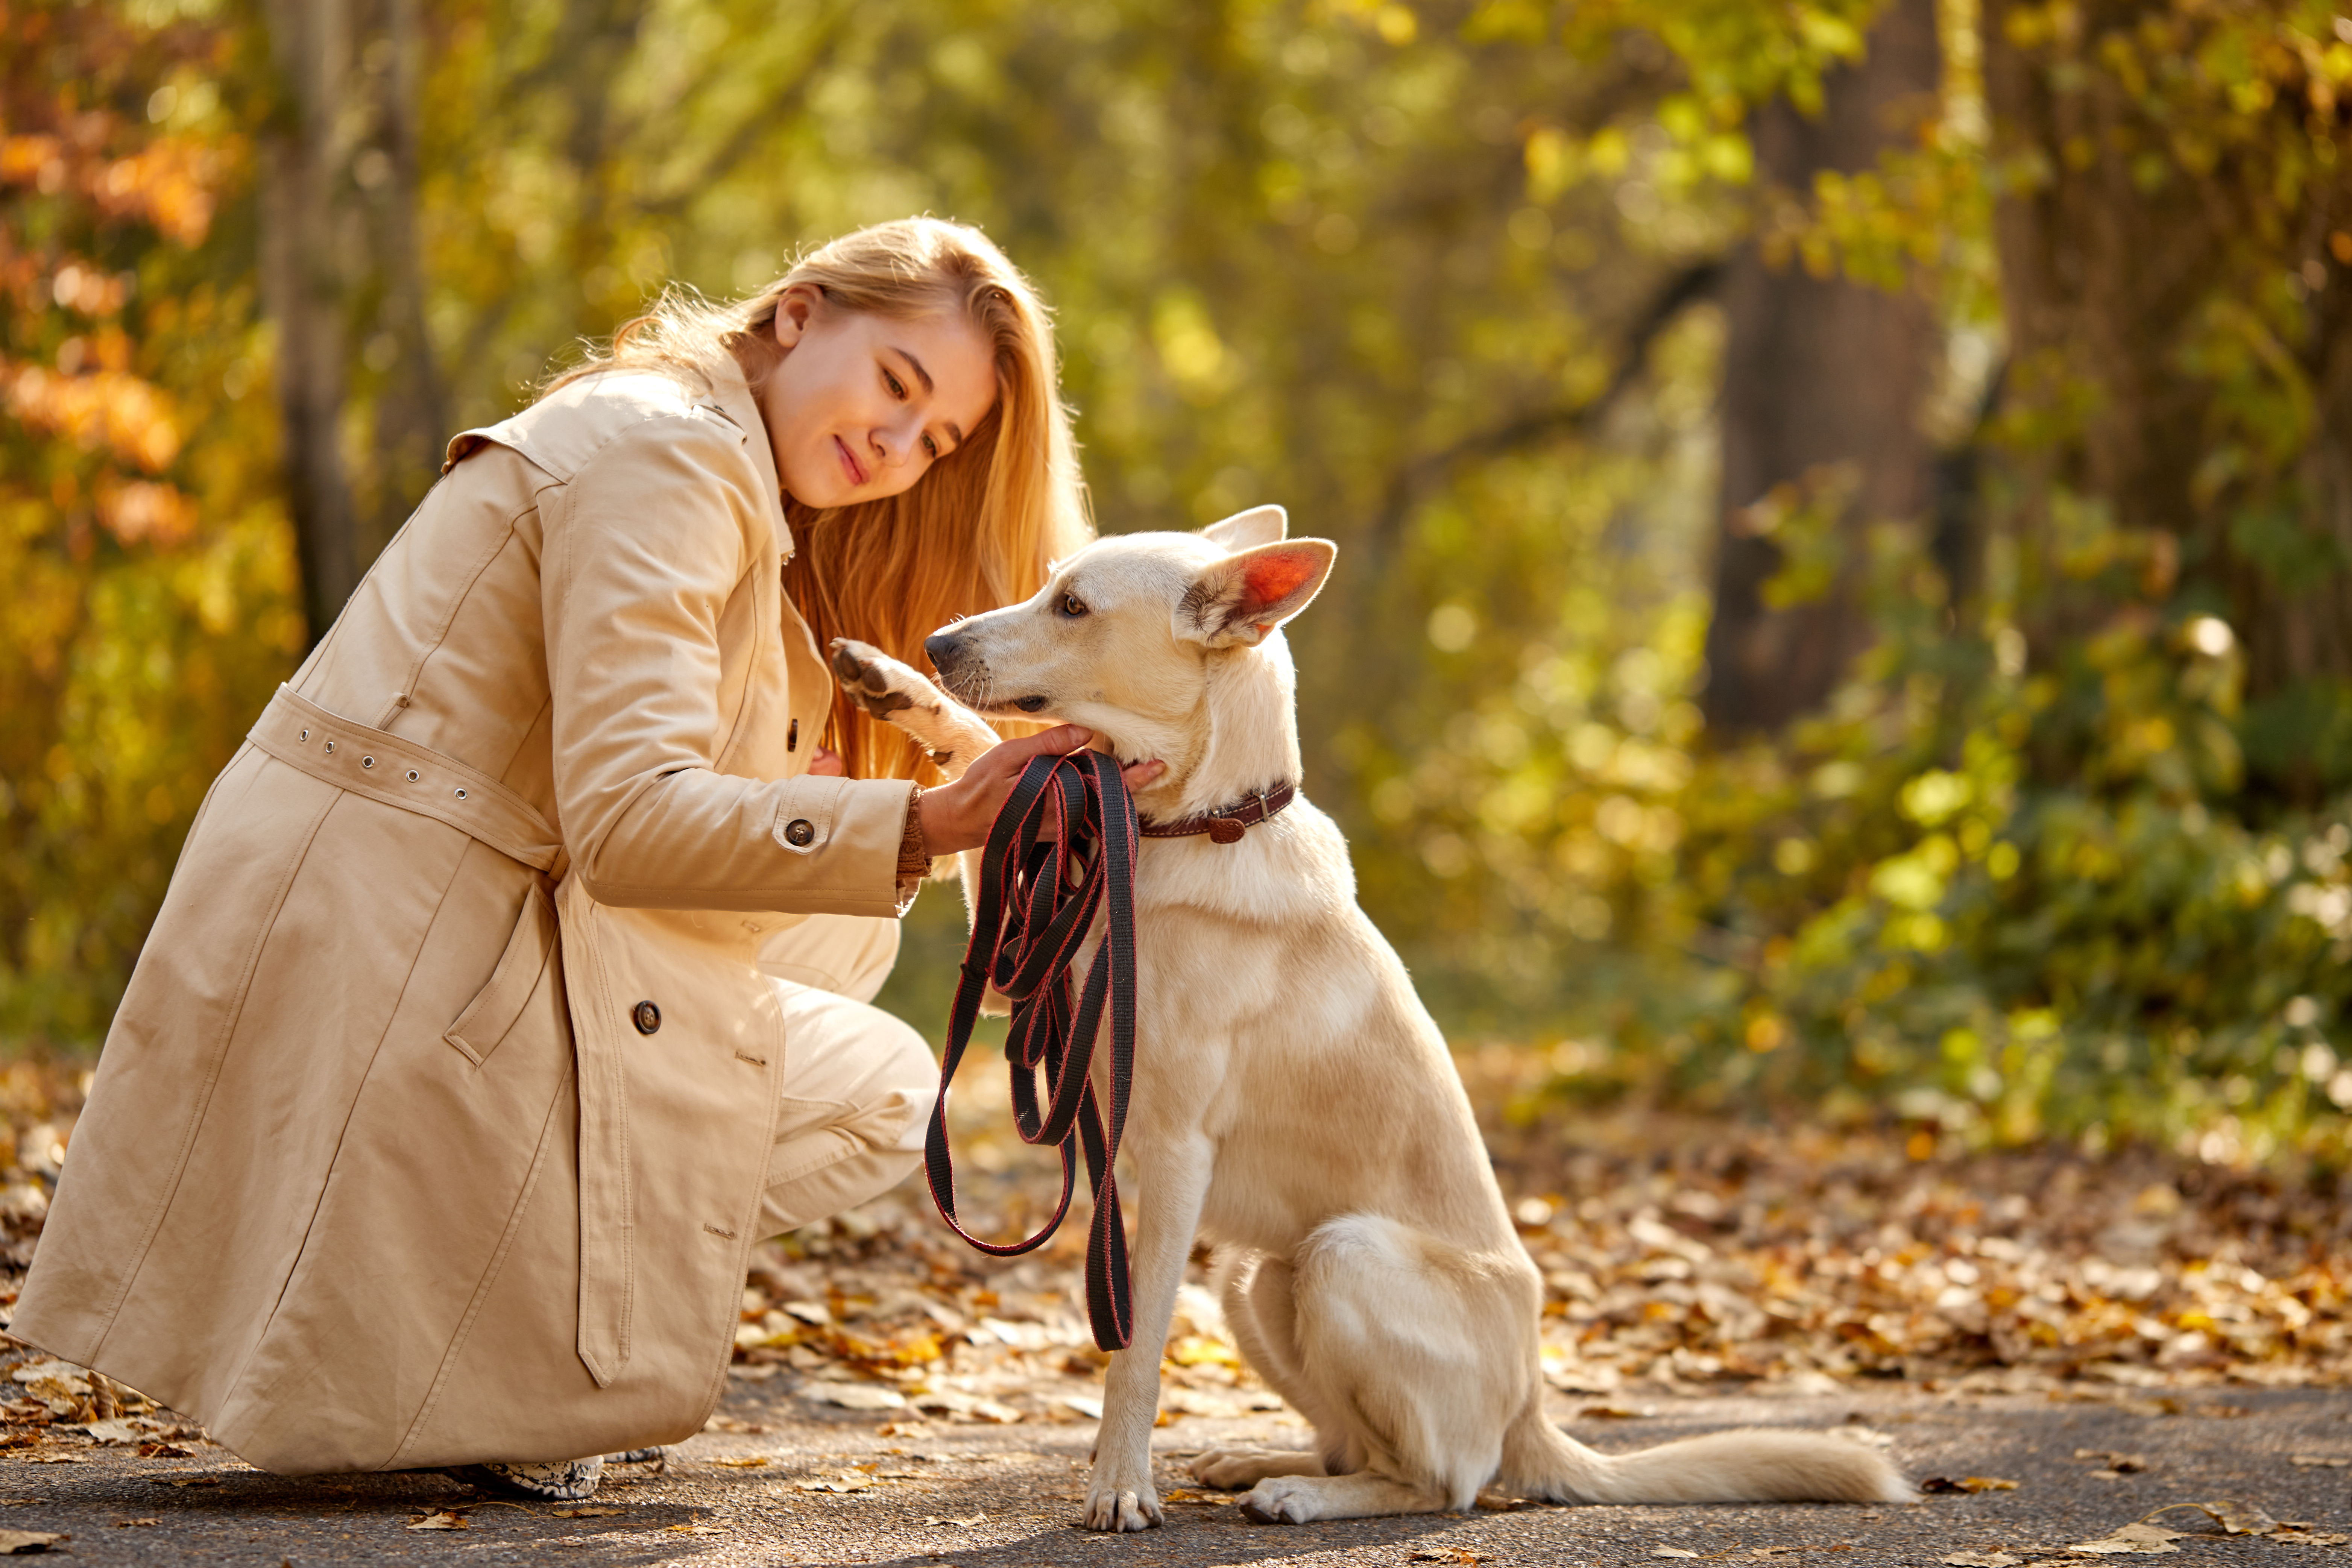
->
[1200,505,1288,552]
[1176,539,1337,648]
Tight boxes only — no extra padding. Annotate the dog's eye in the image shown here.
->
[1060,593,1089,618]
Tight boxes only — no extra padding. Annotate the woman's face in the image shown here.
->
[757,286,999,509]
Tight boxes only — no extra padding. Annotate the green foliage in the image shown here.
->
[4,0,2348,1172]
[0,0,303,1040]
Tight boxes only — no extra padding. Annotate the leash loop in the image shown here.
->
[923,750,1139,1351]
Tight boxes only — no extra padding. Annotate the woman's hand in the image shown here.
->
[917,726,1165,856]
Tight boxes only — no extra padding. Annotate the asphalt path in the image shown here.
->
[0,1380,2343,1566]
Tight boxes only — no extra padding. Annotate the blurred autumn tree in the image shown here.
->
[4,0,2349,1164]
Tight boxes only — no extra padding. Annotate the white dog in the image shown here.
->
[830,507,1911,1530]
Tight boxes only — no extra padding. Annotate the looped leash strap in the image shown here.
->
[924,750,1139,1351]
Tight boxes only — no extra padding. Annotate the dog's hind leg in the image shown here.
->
[1235,1215,1527,1524]
[1190,1250,1353,1491]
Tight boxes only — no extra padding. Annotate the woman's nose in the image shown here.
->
[872,414,923,471]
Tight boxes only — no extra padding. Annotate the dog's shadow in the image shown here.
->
[864,1504,1496,1566]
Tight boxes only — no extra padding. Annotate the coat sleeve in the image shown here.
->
[540,413,915,916]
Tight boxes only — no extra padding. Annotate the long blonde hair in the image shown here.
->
[547,218,1089,780]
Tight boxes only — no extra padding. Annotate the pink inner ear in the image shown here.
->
[1241,549,1319,610]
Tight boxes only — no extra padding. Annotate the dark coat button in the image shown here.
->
[783,818,816,847]
[787,718,799,751]
[632,1000,661,1035]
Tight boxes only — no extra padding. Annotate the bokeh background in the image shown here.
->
[5,0,2351,1166]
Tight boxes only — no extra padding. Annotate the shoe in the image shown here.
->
[449,1455,604,1501]
[607,1446,666,1467]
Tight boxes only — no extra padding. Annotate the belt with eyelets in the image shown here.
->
[247,685,565,874]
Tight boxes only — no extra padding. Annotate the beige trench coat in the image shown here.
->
[14,361,919,1473]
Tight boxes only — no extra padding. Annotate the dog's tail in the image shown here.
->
[1500,1413,1913,1506]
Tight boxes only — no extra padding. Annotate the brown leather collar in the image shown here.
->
[1139,780,1298,844]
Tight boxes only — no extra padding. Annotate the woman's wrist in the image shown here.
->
[889,780,926,903]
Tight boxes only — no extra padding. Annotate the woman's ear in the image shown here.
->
[773,284,820,351]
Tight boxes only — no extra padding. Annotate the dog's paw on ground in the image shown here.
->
[1081,1457,1165,1532]
[1239,1475,1321,1524]
[1191,1445,1320,1490]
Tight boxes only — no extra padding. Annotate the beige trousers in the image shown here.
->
[753,914,937,1237]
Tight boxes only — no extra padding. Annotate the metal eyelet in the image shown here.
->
[404,769,419,782]
[361,756,375,769]
[454,787,468,800]
[299,727,310,742]
[322,740,336,754]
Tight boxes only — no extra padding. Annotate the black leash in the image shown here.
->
[923,750,1139,1351]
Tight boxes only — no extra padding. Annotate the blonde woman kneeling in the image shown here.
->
[16,218,1160,1500]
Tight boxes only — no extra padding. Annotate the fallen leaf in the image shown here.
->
[147,1476,218,1487]
[1057,1394,1103,1419]
[1944,1554,2021,1566]
[135,1442,194,1459]
[711,1456,769,1468]
[801,1382,905,1412]
[2179,1500,2281,1536]
[664,1523,725,1535]
[1408,1551,1487,1564]
[1580,1404,1655,1419]
[111,1519,160,1527]
[1653,1550,1701,1560]
[795,1470,875,1493]
[2073,1451,2148,1473]
[407,1510,468,1531]
[13,1459,81,1468]
[550,1506,623,1518]
[0,1532,64,1554]
[2067,1522,2183,1556]
[76,1418,158,1446]
[922,1512,985,1527]
[2289,1455,2350,1468]
[1922,1476,2021,1494]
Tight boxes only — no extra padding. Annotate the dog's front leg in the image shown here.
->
[1083,1132,1214,1533]
[828,637,1001,782]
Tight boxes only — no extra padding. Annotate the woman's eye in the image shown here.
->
[1060,593,1088,618]
[883,369,905,398]
[922,433,940,459]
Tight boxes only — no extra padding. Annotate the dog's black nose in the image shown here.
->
[924,630,961,671]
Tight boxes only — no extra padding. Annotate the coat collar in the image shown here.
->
[702,354,796,563]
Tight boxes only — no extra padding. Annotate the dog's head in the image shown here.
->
[924,506,1336,785]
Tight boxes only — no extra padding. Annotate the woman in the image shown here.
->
[16,218,1152,1498]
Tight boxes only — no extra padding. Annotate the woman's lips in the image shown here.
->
[834,436,868,487]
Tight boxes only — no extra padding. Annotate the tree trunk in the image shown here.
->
[354,0,449,561]
[1702,0,1942,736]
[257,0,360,647]
[257,0,447,643]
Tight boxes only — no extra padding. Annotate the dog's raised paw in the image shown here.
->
[828,637,925,720]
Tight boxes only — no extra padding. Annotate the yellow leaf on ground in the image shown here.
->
[550,1506,623,1518]
[712,1456,769,1468]
[2067,1522,2183,1555]
[406,1511,468,1531]
[0,1532,64,1554]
